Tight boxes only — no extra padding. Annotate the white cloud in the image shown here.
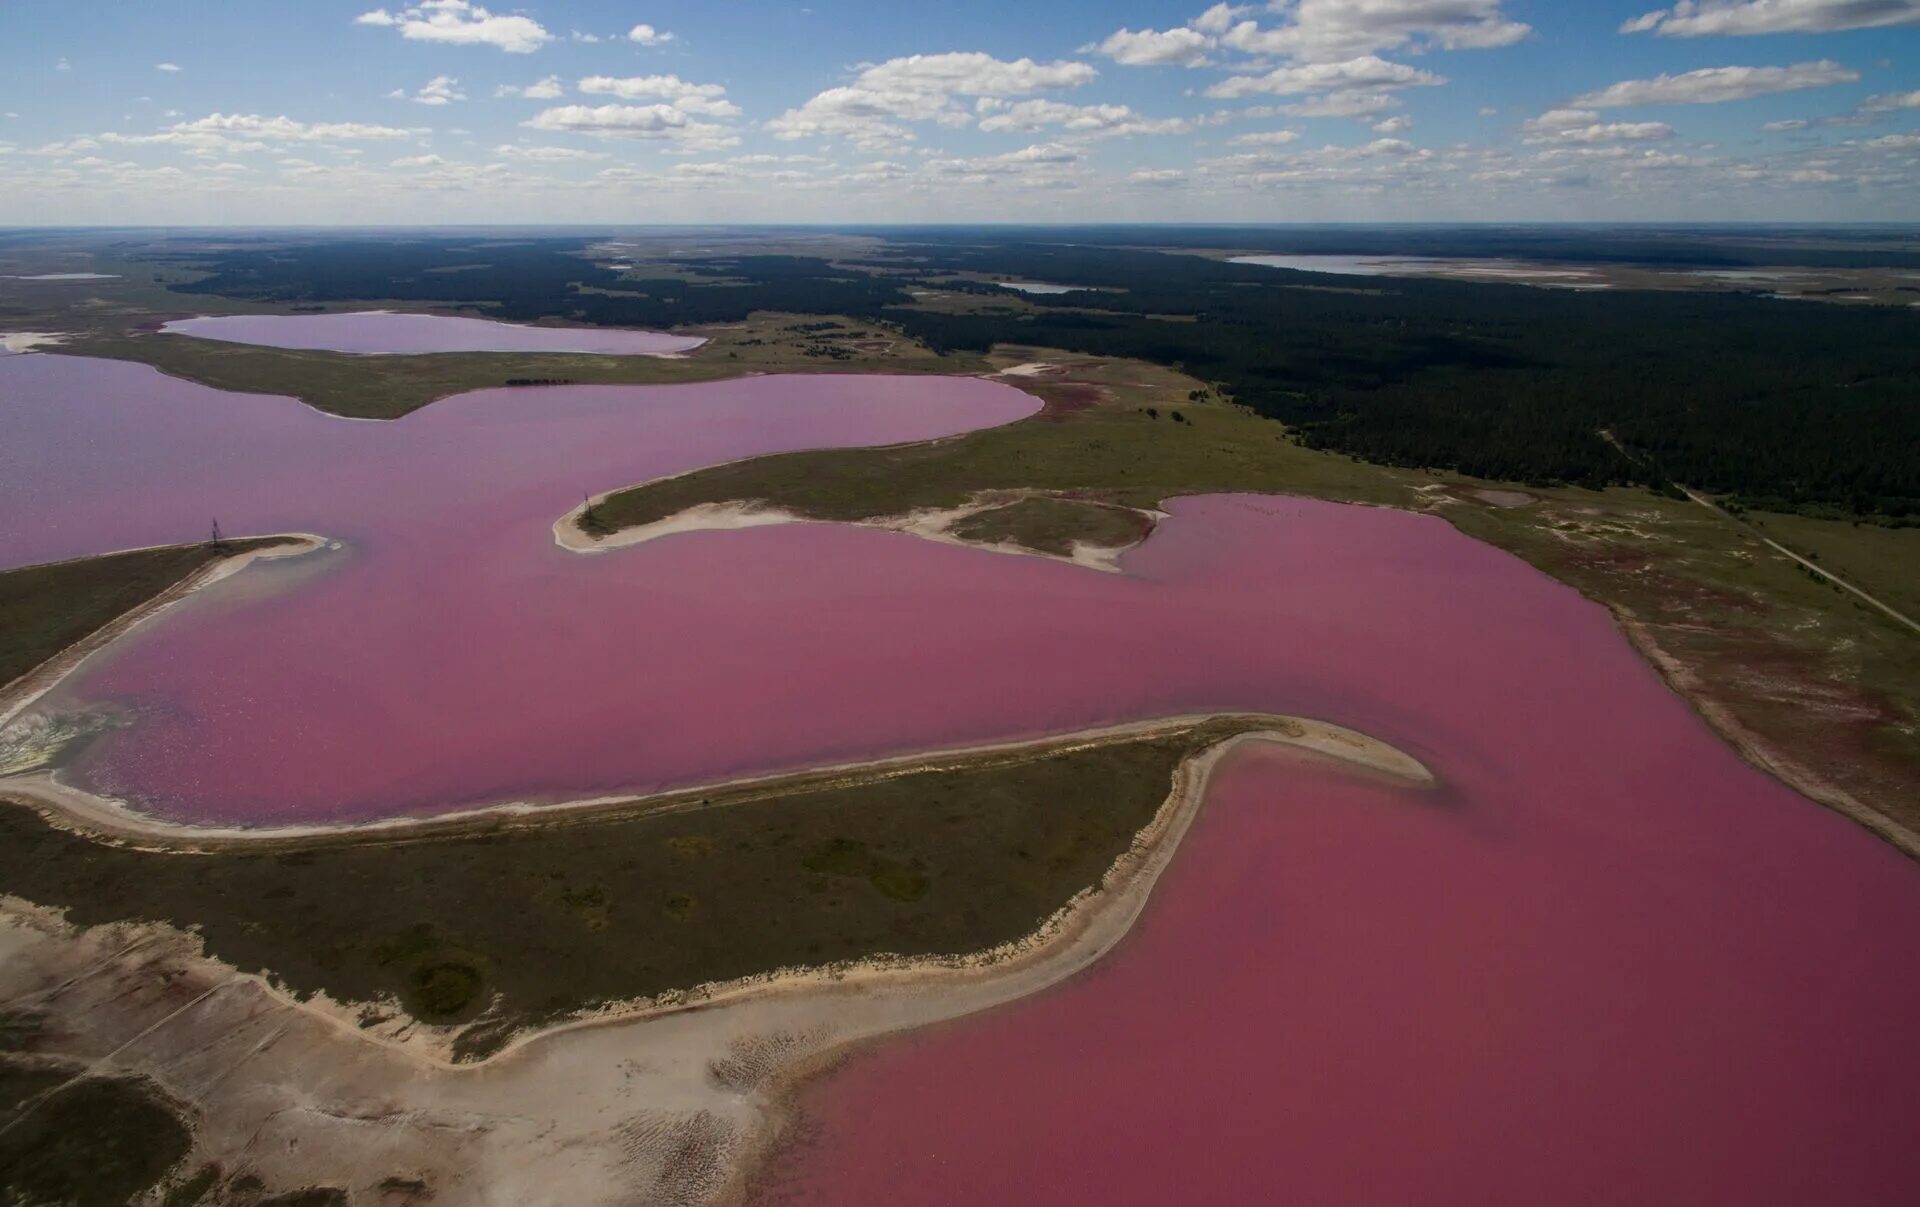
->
[1277,90,1403,118]
[391,153,448,167]
[627,24,675,46]
[522,103,739,150]
[578,75,740,117]
[394,75,466,105]
[1764,118,1811,130]
[977,100,1190,137]
[1622,0,1920,37]
[56,57,71,71]
[1373,114,1412,134]
[523,103,686,137]
[156,63,182,73]
[1572,61,1858,107]
[170,113,425,142]
[1527,120,1676,144]
[1218,0,1529,62]
[354,2,552,53]
[1130,167,1188,183]
[496,76,564,100]
[1231,129,1303,145]
[1860,89,1920,112]
[1088,27,1214,67]
[768,52,1097,148]
[493,143,610,160]
[1091,1,1526,75]
[1865,131,1920,148]
[1208,55,1444,98]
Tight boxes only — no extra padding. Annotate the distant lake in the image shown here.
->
[1228,254,1455,276]
[161,311,706,357]
[998,281,1081,295]
[4,273,121,281]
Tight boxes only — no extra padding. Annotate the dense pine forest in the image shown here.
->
[159,232,1920,518]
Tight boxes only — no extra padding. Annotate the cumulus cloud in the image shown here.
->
[354,2,552,53]
[495,76,564,99]
[1622,0,1920,36]
[627,24,675,45]
[1372,114,1412,134]
[391,75,465,105]
[171,113,424,142]
[1091,1,1526,74]
[1087,27,1214,67]
[578,75,740,117]
[1218,0,1529,61]
[391,153,448,167]
[1860,89,1920,112]
[1526,119,1676,144]
[1763,118,1811,130]
[524,103,685,136]
[521,103,738,150]
[1571,61,1858,107]
[1207,55,1444,98]
[1231,129,1303,145]
[976,100,1190,137]
[156,63,182,73]
[1276,90,1404,118]
[768,52,1097,148]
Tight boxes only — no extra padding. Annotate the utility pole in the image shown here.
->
[209,517,227,552]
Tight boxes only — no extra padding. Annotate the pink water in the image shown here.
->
[4,353,1919,1201]
[160,311,705,355]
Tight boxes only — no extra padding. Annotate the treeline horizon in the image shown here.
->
[161,234,1920,520]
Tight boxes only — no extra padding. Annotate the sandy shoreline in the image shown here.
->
[0,535,328,734]
[0,721,1430,1205]
[554,488,1153,574]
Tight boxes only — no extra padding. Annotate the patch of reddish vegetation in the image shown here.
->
[1031,381,1104,419]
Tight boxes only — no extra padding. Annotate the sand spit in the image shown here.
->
[555,489,1153,575]
[0,722,1429,1205]
[0,331,71,355]
[0,535,328,734]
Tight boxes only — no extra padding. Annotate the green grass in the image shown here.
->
[0,1060,192,1207]
[61,312,985,420]
[1743,512,1920,623]
[0,539,290,689]
[0,721,1255,1060]
[588,351,1421,535]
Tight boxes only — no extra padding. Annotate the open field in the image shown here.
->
[583,347,1920,850]
[1743,512,1920,624]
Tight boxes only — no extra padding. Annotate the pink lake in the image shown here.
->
[3,352,1919,1202]
[159,310,706,356]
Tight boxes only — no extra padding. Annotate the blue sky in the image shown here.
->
[2,1,1916,223]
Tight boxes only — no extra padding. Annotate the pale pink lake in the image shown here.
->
[160,311,706,356]
[3,351,1918,1202]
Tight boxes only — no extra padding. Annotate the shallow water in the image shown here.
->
[161,310,706,356]
[998,282,1079,294]
[769,742,1920,1205]
[5,353,1919,1201]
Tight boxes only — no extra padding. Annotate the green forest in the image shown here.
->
[158,231,1920,518]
